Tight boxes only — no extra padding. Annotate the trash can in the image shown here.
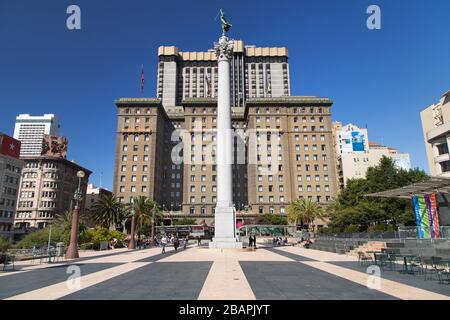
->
[56,242,65,257]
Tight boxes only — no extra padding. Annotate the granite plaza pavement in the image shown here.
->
[1,244,449,300]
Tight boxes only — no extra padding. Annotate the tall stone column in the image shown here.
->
[209,36,242,249]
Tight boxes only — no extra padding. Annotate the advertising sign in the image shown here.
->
[340,130,366,153]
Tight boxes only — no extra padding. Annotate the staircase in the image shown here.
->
[347,241,387,256]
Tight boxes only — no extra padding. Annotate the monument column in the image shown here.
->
[209,35,242,249]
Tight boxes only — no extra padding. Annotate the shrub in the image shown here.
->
[344,224,360,234]
[80,227,126,250]
[0,236,12,253]
[368,224,395,233]
[18,227,68,249]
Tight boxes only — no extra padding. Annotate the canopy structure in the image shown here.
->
[365,177,450,199]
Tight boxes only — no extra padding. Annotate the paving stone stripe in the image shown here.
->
[271,246,450,300]
[5,262,151,300]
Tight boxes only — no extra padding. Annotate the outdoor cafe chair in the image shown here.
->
[357,252,373,267]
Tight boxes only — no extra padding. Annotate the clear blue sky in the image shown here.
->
[1,0,449,190]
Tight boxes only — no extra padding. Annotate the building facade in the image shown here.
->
[113,97,338,224]
[157,41,291,109]
[0,133,24,240]
[14,156,91,231]
[420,90,450,177]
[333,122,411,187]
[13,114,60,157]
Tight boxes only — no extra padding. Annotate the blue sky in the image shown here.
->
[0,0,449,190]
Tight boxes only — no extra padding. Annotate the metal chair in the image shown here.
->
[357,252,373,267]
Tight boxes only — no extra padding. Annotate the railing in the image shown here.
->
[315,226,450,241]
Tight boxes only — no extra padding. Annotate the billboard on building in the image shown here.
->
[41,135,68,158]
[340,130,367,153]
[0,133,21,159]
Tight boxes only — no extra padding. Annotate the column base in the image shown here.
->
[209,238,243,249]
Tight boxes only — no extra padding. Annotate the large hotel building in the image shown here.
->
[113,40,338,225]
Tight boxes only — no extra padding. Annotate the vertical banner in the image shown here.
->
[418,196,431,239]
[430,193,440,238]
[412,196,424,239]
[424,194,435,239]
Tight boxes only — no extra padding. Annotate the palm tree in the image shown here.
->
[90,195,126,229]
[288,198,324,230]
[126,196,162,249]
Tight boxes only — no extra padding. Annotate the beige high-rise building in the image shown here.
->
[157,41,291,109]
[14,156,91,232]
[113,98,338,225]
[420,90,450,177]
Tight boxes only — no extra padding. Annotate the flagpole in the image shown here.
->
[140,64,145,96]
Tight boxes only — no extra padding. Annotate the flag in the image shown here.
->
[430,193,440,238]
[0,133,21,159]
[140,65,145,94]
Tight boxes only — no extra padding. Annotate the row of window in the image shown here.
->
[4,175,19,185]
[0,198,15,207]
[257,164,329,172]
[122,155,150,162]
[0,224,12,232]
[2,187,17,196]
[253,107,326,114]
[5,164,21,174]
[0,210,13,218]
[255,116,324,123]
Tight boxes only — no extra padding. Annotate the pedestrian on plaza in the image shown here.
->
[248,234,253,248]
[252,234,257,248]
[197,237,201,246]
[173,236,179,252]
[161,235,168,254]
[183,237,187,250]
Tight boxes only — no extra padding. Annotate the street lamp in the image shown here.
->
[128,197,136,249]
[66,170,85,259]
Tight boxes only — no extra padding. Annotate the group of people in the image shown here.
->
[273,236,289,246]
[159,234,188,254]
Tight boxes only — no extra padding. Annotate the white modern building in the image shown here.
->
[420,90,450,177]
[333,122,411,187]
[13,114,60,157]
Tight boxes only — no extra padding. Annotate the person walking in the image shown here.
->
[252,234,257,248]
[183,237,187,250]
[161,235,168,254]
[248,234,253,248]
[173,236,179,252]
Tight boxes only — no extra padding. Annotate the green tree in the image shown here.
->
[0,236,12,253]
[18,227,65,248]
[288,198,324,229]
[91,195,127,229]
[126,196,162,237]
[328,156,428,232]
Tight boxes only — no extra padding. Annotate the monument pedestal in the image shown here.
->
[209,206,243,249]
